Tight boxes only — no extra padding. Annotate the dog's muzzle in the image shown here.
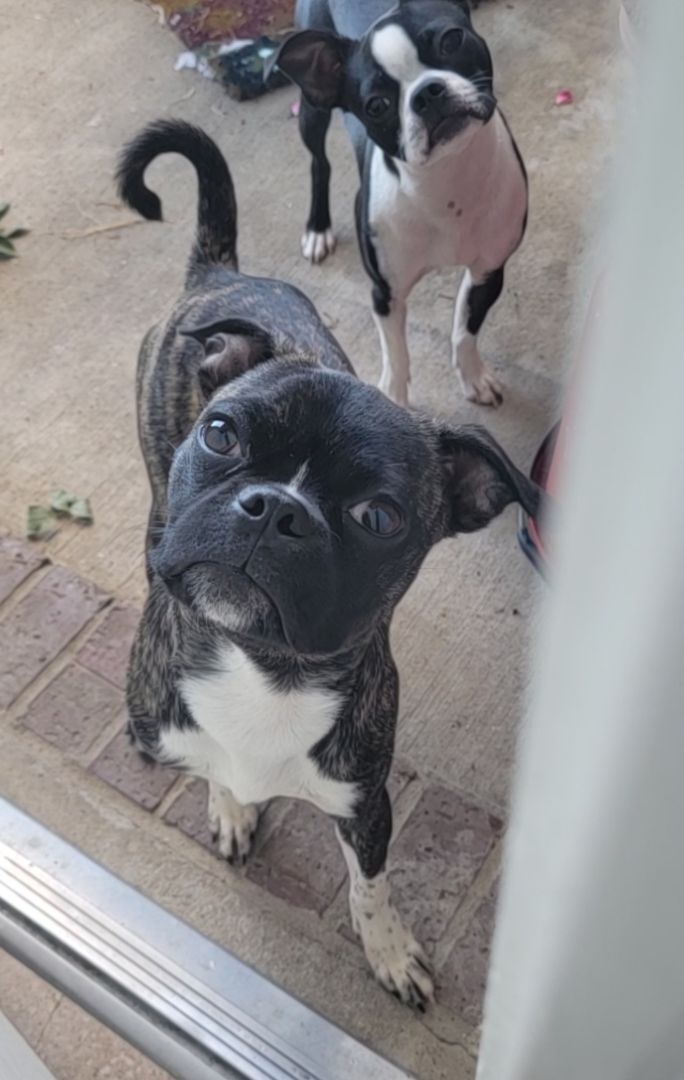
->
[410,78,494,147]
[150,483,350,654]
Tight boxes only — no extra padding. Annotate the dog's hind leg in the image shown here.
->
[208,780,259,866]
[374,297,411,408]
[299,98,337,263]
[336,792,434,1009]
[452,265,505,407]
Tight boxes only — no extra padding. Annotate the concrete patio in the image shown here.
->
[0,0,623,1075]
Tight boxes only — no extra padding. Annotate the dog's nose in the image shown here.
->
[411,80,447,116]
[237,486,315,539]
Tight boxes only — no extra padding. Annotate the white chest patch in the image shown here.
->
[368,111,528,286]
[160,644,357,817]
[371,24,426,84]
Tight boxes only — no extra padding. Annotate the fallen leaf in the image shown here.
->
[69,497,94,525]
[27,505,58,541]
[50,489,77,516]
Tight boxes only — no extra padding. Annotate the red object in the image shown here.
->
[555,89,574,106]
[156,0,296,50]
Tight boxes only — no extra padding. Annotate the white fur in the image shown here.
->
[301,228,336,263]
[208,780,259,861]
[288,460,309,492]
[452,269,504,406]
[368,111,527,404]
[338,833,434,1005]
[375,301,410,407]
[160,643,357,816]
[371,24,425,84]
[403,70,485,166]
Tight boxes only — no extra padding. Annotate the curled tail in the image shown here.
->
[116,119,238,286]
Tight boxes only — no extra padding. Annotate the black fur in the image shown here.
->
[116,119,239,288]
[298,99,335,234]
[466,268,505,336]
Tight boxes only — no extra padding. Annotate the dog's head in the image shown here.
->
[151,320,539,658]
[276,1,495,166]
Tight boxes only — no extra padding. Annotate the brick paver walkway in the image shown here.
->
[0,534,503,1032]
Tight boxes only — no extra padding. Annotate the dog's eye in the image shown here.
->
[349,499,403,537]
[200,417,241,456]
[440,28,464,57]
[366,96,391,120]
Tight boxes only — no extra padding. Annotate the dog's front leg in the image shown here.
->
[452,265,505,406]
[207,780,259,866]
[336,791,434,1009]
[375,297,411,408]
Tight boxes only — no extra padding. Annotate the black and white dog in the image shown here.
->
[276,0,528,407]
[118,120,540,1008]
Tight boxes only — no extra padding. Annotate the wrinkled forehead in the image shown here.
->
[209,366,434,491]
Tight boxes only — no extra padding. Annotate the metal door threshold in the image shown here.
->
[0,799,410,1080]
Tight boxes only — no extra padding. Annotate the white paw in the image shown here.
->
[378,371,409,408]
[301,228,337,264]
[460,366,504,407]
[356,905,434,1010]
[208,786,259,866]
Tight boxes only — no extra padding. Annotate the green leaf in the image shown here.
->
[6,227,29,240]
[0,250,16,261]
[27,505,58,541]
[0,203,10,222]
[0,236,16,255]
[69,497,94,525]
[50,489,77,516]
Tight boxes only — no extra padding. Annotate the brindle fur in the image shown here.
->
[120,120,540,1006]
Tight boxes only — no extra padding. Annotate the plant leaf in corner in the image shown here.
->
[50,489,77,516]
[27,505,58,541]
[69,497,94,525]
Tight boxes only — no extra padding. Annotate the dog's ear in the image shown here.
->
[180,318,273,400]
[275,30,352,110]
[438,425,541,534]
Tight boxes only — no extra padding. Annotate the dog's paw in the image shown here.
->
[208,784,259,866]
[357,906,434,1011]
[460,366,504,407]
[301,228,337,264]
[377,371,409,408]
